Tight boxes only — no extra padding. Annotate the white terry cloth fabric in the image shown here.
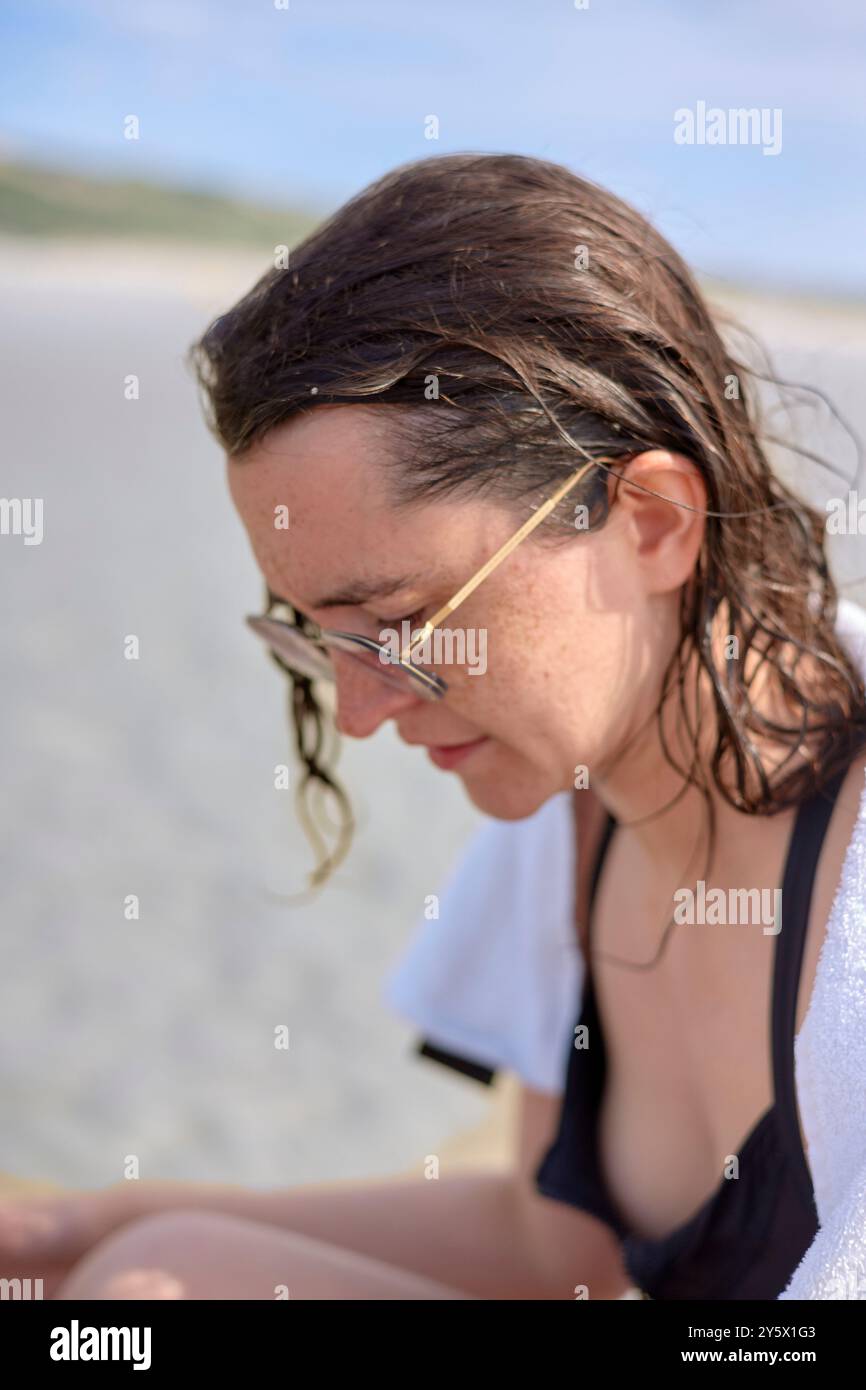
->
[382,598,866,1300]
[385,786,581,1094]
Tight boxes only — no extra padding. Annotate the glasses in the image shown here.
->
[245,457,601,701]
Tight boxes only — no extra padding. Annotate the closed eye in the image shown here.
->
[375,606,427,630]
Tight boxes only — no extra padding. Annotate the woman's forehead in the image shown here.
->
[227,408,462,609]
[228,410,417,555]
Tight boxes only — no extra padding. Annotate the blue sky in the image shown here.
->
[2,0,864,294]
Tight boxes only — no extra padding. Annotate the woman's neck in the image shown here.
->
[589,658,809,875]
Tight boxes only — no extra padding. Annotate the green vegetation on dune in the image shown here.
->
[0,161,321,246]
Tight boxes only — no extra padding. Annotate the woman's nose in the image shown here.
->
[331,651,422,738]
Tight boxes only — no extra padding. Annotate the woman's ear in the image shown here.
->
[612,450,707,594]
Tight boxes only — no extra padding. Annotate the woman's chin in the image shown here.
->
[456,746,566,821]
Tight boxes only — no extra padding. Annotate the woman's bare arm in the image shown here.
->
[101,1082,629,1300]
[2,1083,628,1299]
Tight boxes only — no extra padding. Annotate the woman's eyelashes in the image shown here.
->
[375,606,427,631]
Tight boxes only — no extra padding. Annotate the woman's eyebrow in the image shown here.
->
[305,571,427,609]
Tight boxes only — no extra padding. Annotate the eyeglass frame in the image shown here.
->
[246,456,605,701]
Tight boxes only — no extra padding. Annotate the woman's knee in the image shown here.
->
[54,1209,210,1299]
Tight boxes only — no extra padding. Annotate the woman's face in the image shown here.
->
[227,404,700,821]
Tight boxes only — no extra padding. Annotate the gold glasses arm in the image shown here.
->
[400,458,599,661]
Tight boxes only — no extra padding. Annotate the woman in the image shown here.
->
[5,152,866,1300]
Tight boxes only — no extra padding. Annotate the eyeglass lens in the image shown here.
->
[247,617,436,696]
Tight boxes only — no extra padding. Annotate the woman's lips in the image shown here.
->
[426,736,490,771]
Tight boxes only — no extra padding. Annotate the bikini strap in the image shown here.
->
[583,768,848,1212]
[772,762,849,1209]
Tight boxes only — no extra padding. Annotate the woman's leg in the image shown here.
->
[52,1208,474,1300]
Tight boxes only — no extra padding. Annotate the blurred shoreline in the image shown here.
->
[3,233,866,337]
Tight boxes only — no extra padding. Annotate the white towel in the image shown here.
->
[383,599,866,1300]
[778,750,866,1299]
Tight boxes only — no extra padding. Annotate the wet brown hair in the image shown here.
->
[189,152,866,895]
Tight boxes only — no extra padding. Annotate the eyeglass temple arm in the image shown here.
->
[400,459,599,662]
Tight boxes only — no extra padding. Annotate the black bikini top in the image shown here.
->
[534,767,848,1300]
